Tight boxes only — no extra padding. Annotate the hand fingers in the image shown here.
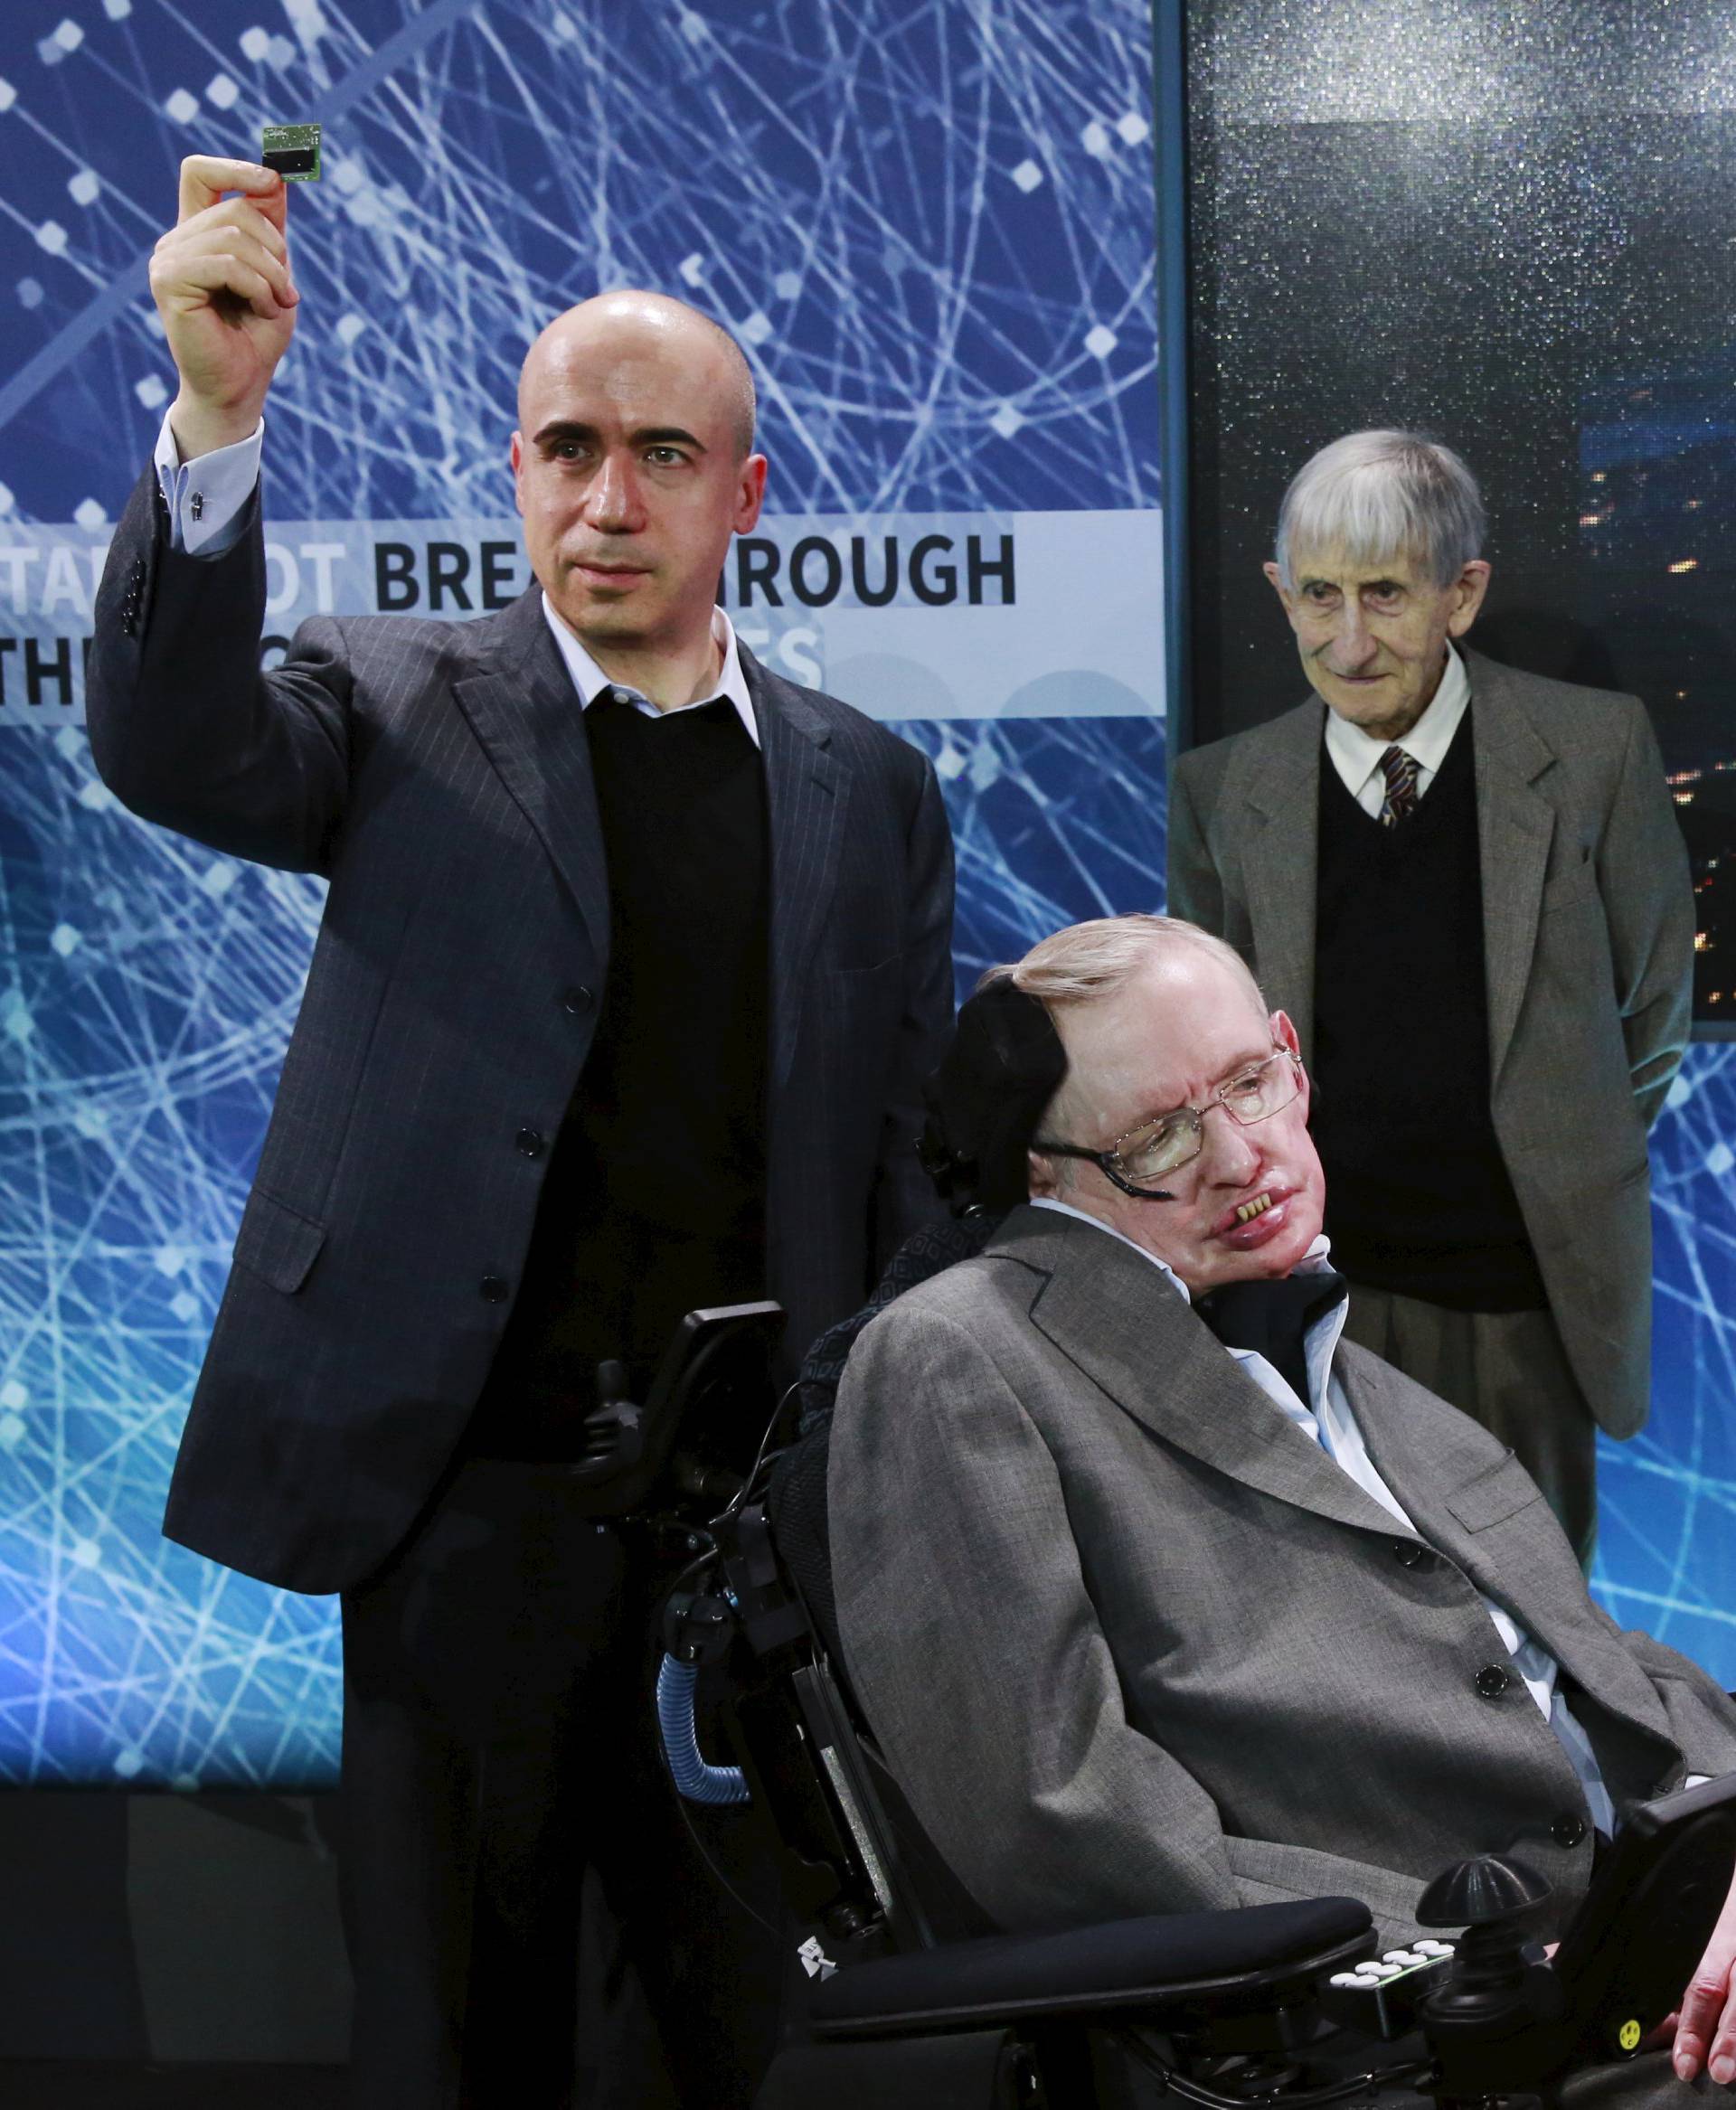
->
[177,155,285,228]
[153,250,293,323]
[163,221,297,306]
[1675,1972,1736,2085]
[171,193,289,263]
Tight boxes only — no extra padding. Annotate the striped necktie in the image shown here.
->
[1378,745,1420,826]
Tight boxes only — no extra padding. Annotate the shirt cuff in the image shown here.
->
[153,412,263,558]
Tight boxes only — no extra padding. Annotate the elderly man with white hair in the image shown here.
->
[1168,431,1694,1566]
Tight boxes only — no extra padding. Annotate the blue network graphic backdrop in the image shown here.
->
[0,0,1728,1789]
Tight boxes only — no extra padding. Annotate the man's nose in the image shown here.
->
[585,452,642,531]
[1200,1104,1262,1186]
[1323,602,1376,674]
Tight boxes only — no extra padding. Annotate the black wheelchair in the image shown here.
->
[574,1292,1736,2110]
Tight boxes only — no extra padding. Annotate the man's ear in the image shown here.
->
[1448,559,1492,637]
[1271,1007,1301,1057]
[734,454,768,533]
[1026,1145,1058,1200]
[1262,560,1297,620]
[510,430,526,517]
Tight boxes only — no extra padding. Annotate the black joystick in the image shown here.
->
[1416,1854,1566,2103]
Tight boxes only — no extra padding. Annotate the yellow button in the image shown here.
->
[1618,2020,1641,2052]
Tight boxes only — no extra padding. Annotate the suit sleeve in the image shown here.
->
[1591,1609,1736,1782]
[85,462,351,875]
[830,1304,1423,1944]
[1166,749,1227,934]
[1597,700,1694,1128]
[870,756,956,1266]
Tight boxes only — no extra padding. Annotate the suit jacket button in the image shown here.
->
[1551,1813,1588,1849]
[1392,1540,1429,1568]
[514,1127,546,1158]
[561,985,594,1015]
[479,1276,509,1304]
[1475,1663,1511,1700]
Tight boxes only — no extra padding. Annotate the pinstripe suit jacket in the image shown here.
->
[1167,653,1695,1439]
[831,1207,1736,1954]
[86,467,955,1594]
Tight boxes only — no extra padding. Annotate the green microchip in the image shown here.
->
[261,123,321,183]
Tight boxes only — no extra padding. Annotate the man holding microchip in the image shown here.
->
[87,154,954,2107]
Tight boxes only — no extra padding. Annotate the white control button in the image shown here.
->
[1413,1939,1453,1956]
[1329,1973,1363,1988]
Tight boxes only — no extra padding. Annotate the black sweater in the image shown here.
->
[1310,709,1545,1311]
[469,692,771,1453]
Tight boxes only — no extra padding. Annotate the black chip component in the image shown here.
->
[261,123,321,183]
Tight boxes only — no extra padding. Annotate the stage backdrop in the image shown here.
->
[0,0,1168,1784]
[0,0,1726,1794]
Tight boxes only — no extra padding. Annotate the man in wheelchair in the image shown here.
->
[816,912,1736,2105]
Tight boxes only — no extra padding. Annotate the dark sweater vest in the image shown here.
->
[468,692,771,1456]
[1310,706,1545,1311]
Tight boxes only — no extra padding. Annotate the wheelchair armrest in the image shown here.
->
[807,1896,1375,2039]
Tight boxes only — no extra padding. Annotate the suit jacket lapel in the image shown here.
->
[451,587,610,965]
[993,1209,1402,1540]
[1236,702,1324,1054]
[1466,651,1558,1089]
[748,648,849,1088]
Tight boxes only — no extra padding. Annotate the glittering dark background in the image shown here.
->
[1184,0,1736,1024]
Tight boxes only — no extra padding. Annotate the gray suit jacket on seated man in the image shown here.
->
[829,914,1736,2096]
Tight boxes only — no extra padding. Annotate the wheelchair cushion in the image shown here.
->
[773,1215,1000,1663]
[808,1895,1373,2035]
[795,1214,1002,1436]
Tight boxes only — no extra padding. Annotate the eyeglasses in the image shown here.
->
[1033,1047,1304,1201]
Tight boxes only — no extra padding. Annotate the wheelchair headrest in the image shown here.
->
[917,977,1067,1217]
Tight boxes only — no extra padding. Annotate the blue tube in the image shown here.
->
[656,1654,750,1805]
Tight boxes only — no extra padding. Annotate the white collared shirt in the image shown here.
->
[1323,642,1470,816]
[150,412,760,745]
[539,596,758,748]
[1032,1197,1616,1833]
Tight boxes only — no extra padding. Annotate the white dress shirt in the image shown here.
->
[1323,642,1470,816]
[152,411,758,739]
[1030,1196,1617,1833]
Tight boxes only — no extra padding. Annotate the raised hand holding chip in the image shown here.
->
[150,155,300,461]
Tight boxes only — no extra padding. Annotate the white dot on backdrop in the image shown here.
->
[68,169,99,206]
[135,374,168,410]
[240,27,271,62]
[1011,159,1043,193]
[164,88,200,125]
[206,73,239,110]
[1084,324,1118,358]
[73,497,108,530]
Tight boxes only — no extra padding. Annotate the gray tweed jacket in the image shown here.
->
[830,1208,1736,1954]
